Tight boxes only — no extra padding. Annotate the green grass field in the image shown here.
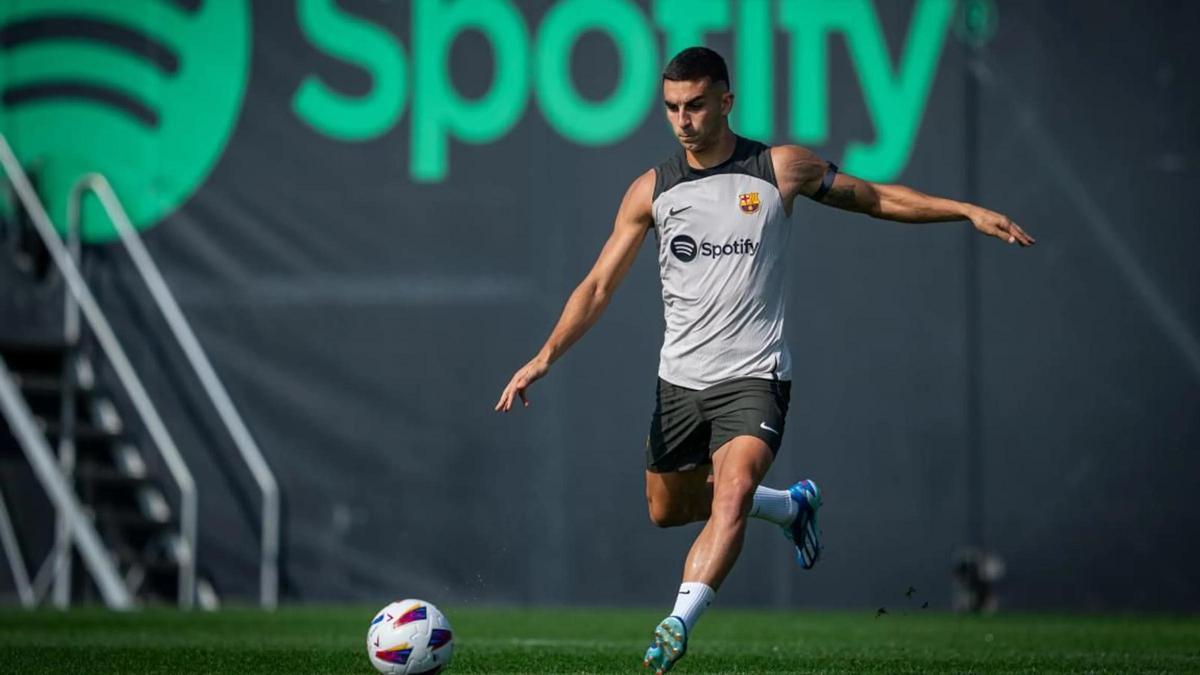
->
[1,606,1197,673]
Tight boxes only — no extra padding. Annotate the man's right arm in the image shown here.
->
[495,169,655,412]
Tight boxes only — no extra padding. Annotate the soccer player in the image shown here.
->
[495,47,1033,673]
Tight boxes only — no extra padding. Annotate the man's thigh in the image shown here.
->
[703,378,791,456]
[711,435,776,490]
[645,464,711,503]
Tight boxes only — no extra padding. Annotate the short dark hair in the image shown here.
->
[663,47,729,89]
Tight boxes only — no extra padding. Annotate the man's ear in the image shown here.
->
[721,91,734,116]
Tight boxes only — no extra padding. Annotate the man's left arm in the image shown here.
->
[771,145,1035,247]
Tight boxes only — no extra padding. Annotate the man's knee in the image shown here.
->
[710,474,756,524]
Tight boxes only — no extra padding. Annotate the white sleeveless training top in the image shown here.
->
[650,136,791,390]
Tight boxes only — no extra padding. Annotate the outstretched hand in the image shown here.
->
[969,207,1035,247]
[495,357,550,412]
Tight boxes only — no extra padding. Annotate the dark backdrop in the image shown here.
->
[3,0,1198,610]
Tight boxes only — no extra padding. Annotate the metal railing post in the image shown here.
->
[0,484,35,607]
[50,189,84,607]
[69,174,279,609]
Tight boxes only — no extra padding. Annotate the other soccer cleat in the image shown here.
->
[785,479,822,569]
[642,616,687,674]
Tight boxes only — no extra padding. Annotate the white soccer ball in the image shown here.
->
[366,599,455,674]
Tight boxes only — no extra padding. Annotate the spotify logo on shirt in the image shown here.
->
[670,235,759,263]
[670,235,697,262]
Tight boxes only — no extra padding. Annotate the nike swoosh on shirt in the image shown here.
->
[760,422,780,435]
[669,205,692,216]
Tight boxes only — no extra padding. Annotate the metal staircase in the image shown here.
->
[0,343,194,605]
[0,132,278,609]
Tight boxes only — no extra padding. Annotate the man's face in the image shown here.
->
[662,78,733,153]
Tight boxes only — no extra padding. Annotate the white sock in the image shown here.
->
[748,485,798,525]
[670,582,715,633]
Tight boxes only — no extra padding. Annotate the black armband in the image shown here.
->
[810,161,839,201]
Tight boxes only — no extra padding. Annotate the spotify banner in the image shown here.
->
[3,0,955,241]
[2,0,1198,610]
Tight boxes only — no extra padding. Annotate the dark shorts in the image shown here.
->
[646,377,791,473]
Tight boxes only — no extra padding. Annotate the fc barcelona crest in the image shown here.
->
[739,192,761,214]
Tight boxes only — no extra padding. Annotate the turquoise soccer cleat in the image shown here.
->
[786,479,822,569]
[642,616,687,674]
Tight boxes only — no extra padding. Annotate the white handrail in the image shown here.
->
[0,355,133,609]
[0,133,196,608]
[44,210,81,608]
[51,169,83,607]
[69,174,280,610]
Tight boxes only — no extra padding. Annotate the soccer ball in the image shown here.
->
[366,599,455,674]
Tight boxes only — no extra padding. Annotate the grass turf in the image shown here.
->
[1,606,1197,673]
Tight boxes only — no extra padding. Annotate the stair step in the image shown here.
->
[76,466,151,485]
[69,440,121,459]
[111,442,148,476]
[13,373,94,395]
[88,482,174,518]
[113,544,181,571]
[0,344,71,375]
[40,419,123,443]
[135,560,182,575]
[93,507,174,530]
[11,379,93,420]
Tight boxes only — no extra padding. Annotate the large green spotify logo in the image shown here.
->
[0,0,250,242]
[295,0,961,184]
